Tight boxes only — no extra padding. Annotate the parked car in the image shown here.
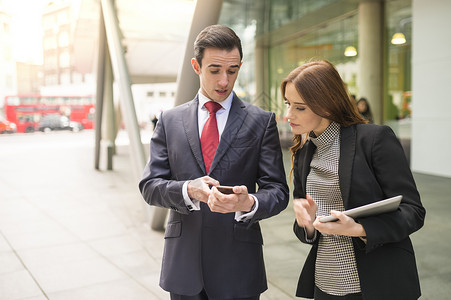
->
[0,116,17,134]
[37,114,84,132]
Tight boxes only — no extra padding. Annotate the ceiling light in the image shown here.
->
[344,46,357,57]
[391,32,406,45]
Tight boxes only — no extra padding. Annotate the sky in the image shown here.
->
[3,0,52,64]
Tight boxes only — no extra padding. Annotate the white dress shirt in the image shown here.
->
[182,91,258,221]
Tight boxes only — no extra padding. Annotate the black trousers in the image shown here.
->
[170,289,260,300]
[314,286,363,300]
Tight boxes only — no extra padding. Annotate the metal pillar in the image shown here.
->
[100,0,147,175]
[95,3,106,170]
[103,48,115,170]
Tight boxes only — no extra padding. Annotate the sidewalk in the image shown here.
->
[1,130,450,299]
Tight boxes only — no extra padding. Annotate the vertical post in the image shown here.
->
[411,0,451,176]
[100,0,147,175]
[95,3,106,170]
[103,47,115,170]
[107,142,114,170]
[358,0,384,124]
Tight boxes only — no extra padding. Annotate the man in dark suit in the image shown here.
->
[139,25,289,300]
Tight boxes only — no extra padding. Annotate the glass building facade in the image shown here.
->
[218,0,412,138]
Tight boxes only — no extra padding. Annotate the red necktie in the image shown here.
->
[201,101,222,173]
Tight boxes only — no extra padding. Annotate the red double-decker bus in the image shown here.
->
[4,94,95,133]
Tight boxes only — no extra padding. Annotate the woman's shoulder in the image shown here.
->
[349,123,399,145]
[353,123,395,135]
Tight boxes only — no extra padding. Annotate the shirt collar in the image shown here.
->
[198,90,234,112]
[309,121,340,149]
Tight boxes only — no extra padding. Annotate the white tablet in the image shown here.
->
[318,195,403,223]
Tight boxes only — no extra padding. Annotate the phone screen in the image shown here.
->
[216,185,234,194]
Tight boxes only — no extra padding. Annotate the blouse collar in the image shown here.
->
[309,121,340,149]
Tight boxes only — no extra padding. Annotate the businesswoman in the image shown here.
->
[282,60,425,300]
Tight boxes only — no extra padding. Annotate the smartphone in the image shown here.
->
[216,185,235,194]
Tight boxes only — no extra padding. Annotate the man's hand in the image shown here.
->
[187,176,219,203]
[313,210,366,237]
[208,185,254,214]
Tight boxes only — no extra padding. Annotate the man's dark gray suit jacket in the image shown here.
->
[139,93,289,298]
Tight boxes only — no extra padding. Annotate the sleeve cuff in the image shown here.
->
[235,195,259,222]
[304,227,317,243]
[182,181,200,211]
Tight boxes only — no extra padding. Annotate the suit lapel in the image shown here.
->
[300,140,316,196]
[182,96,206,173]
[209,94,247,174]
[339,125,356,208]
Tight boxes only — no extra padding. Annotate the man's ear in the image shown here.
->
[191,58,201,74]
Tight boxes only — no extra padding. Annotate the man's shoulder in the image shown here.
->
[162,98,196,115]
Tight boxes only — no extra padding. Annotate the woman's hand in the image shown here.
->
[293,194,317,238]
[314,210,366,237]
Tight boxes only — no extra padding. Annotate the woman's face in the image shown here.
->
[284,82,331,136]
[357,100,367,113]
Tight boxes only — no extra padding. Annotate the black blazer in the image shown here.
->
[139,94,289,298]
[293,124,425,300]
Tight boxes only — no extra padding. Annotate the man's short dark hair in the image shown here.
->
[194,25,243,67]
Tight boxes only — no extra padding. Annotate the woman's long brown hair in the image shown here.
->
[280,60,367,172]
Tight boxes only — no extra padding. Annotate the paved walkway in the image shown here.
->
[0,130,450,299]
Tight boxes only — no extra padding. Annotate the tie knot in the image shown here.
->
[204,101,222,114]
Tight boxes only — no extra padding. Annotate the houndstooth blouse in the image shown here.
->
[306,121,361,296]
